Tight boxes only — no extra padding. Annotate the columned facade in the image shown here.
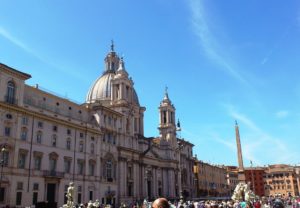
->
[0,44,195,207]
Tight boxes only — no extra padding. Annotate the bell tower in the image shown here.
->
[158,87,176,146]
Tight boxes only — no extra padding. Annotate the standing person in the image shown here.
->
[254,200,261,208]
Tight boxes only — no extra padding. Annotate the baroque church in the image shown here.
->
[0,43,195,207]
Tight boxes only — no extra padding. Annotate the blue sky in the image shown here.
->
[1,0,300,166]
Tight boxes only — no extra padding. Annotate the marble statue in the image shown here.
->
[63,182,75,208]
[232,182,255,202]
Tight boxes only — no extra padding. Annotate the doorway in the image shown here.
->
[47,183,56,202]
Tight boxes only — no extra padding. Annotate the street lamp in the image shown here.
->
[0,146,7,196]
[176,140,184,202]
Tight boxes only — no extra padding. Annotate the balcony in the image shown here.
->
[4,96,18,105]
[43,170,64,178]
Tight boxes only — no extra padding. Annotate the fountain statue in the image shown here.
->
[63,182,75,208]
[232,182,255,202]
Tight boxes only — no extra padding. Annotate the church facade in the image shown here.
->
[0,44,195,207]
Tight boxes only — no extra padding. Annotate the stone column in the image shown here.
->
[153,167,157,198]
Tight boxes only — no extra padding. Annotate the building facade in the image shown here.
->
[194,161,229,198]
[225,166,239,197]
[264,164,300,197]
[244,167,265,197]
[0,44,195,207]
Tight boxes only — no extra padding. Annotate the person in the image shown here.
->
[152,198,170,208]
[272,199,284,208]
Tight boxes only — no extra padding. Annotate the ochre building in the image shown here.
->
[264,164,300,197]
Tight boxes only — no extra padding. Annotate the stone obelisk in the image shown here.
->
[235,120,245,182]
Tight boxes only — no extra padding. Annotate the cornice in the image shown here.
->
[0,101,102,135]
[0,63,31,80]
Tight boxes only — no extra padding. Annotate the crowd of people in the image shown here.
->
[70,196,300,208]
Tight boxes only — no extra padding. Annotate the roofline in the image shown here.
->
[0,63,31,80]
[25,85,85,108]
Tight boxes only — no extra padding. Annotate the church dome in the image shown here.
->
[86,71,114,103]
[86,71,140,105]
[86,43,140,106]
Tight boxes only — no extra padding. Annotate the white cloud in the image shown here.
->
[188,0,248,86]
[225,106,297,165]
[0,26,90,83]
[276,110,289,119]
[0,26,46,62]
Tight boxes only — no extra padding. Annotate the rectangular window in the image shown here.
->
[36,132,42,144]
[18,154,26,169]
[52,136,57,147]
[64,160,71,173]
[3,152,9,167]
[34,157,41,170]
[37,121,43,128]
[21,129,27,141]
[22,117,28,125]
[78,161,84,175]
[128,166,132,179]
[66,139,71,150]
[4,127,11,137]
[33,183,39,191]
[89,163,95,176]
[17,182,23,190]
[16,192,22,206]
[49,159,56,172]
[32,192,38,205]
[67,129,71,135]
[80,132,83,138]
[79,142,84,152]
[107,133,112,143]
[53,125,57,132]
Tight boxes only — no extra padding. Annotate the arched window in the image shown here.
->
[6,81,15,104]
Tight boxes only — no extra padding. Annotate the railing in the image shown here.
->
[4,95,18,105]
[43,170,64,178]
